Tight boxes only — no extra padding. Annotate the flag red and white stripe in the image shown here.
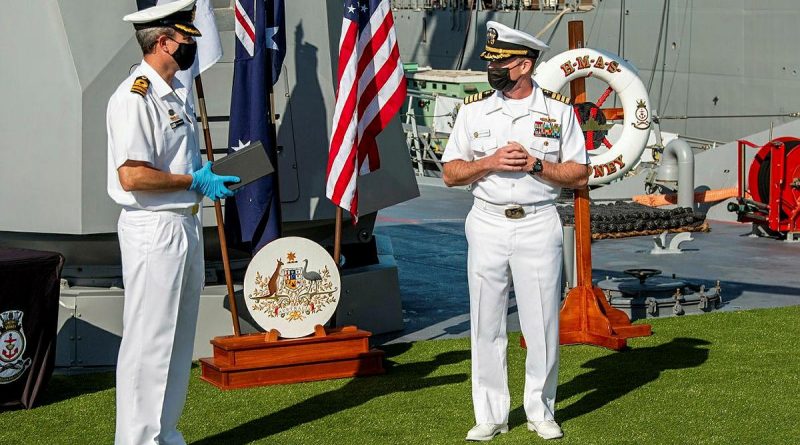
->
[326,0,407,219]
[234,0,256,56]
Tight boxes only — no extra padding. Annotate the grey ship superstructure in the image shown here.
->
[392,0,800,144]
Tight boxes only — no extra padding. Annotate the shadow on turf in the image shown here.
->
[27,363,203,409]
[193,344,469,445]
[508,337,711,428]
[31,369,116,408]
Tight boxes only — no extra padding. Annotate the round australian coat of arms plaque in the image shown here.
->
[244,237,341,338]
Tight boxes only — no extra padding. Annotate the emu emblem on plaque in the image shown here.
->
[245,237,341,338]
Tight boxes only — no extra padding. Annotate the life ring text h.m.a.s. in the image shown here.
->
[534,48,652,186]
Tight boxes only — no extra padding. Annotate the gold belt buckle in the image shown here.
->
[504,206,525,219]
[191,204,199,215]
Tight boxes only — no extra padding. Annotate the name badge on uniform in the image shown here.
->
[534,117,561,139]
[168,109,185,130]
[472,129,491,138]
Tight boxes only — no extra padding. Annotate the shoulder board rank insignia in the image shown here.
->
[464,89,495,105]
[130,76,150,97]
[543,89,571,105]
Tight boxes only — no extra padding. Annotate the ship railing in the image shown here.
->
[678,135,722,152]
[402,90,452,177]
[391,0,595,12]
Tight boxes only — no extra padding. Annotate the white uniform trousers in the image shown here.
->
[115,207,204,445]
[465,202,563,425]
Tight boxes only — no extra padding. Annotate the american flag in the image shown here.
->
[326,0,407,219]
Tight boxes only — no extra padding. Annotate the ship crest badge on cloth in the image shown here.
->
[534,117,561,139]
[0,310,32,384]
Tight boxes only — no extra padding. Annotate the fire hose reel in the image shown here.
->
[729,137,800,240]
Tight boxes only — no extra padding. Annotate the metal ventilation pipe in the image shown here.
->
[657,138,695,209]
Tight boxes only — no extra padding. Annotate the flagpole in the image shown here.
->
[264,1,283,244]
[330,206,343,328]
[195,73,242,337]
[333,207,343,264]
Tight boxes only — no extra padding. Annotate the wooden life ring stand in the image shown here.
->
[534,48,652,185]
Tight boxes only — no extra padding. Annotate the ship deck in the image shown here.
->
[373,184,800,344]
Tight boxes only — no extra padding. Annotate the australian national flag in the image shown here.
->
[226,0,286,254]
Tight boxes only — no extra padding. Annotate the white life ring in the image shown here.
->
[533,48,652,185]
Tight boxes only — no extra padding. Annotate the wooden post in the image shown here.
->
[567,20,590,289]
[556,21,651,350]
[333,207,343,268]
[195,74,242,337]
[567,21,587,103]
[329,206,344,328]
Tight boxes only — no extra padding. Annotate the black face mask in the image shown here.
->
[487,60,524,92]
[168,38,197,71]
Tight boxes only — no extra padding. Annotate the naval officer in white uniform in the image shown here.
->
[107,1,239,443]
[442,21,590,441]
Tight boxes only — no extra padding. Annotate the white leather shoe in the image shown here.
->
[465,423,509,441]
[527,420,563,440]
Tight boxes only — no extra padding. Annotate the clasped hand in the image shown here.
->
[485,141,535,173]
[189,162,240,201]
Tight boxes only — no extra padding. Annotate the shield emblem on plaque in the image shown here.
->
[283,267,304,290]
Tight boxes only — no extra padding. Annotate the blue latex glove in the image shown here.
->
[189,162,240,201]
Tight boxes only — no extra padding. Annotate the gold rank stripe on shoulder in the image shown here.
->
[463,89,495,105]
[542,89,571,105]
[130,76,150,97]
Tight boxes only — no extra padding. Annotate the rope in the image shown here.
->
[455,0,476,70]
[632,188,745,207]
[534,6,572,39]
[656,0,671,113]
[646,0,669,91]
[659,112,800,120]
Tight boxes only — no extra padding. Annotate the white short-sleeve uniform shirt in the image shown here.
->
[442,83,588,205]
[106,60,203,210]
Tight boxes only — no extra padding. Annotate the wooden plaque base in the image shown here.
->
[199,325,385,389]
[558,285,652,350]
[520,285,652,351]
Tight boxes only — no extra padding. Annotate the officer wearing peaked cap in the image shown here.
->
[442,21,590,442]
[107,1,238,444]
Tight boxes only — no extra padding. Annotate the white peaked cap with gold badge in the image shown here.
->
[123,0,202,37]
[480,20,549,62]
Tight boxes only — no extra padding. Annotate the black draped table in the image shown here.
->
[0,248,64,409]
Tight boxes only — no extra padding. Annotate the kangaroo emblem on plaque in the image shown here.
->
[245,237,340,338]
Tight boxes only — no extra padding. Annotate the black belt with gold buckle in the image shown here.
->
[504,207,525,219]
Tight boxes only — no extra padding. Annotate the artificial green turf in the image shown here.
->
[2,306,799,444]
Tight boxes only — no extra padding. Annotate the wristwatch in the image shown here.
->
[528,158,543,176]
